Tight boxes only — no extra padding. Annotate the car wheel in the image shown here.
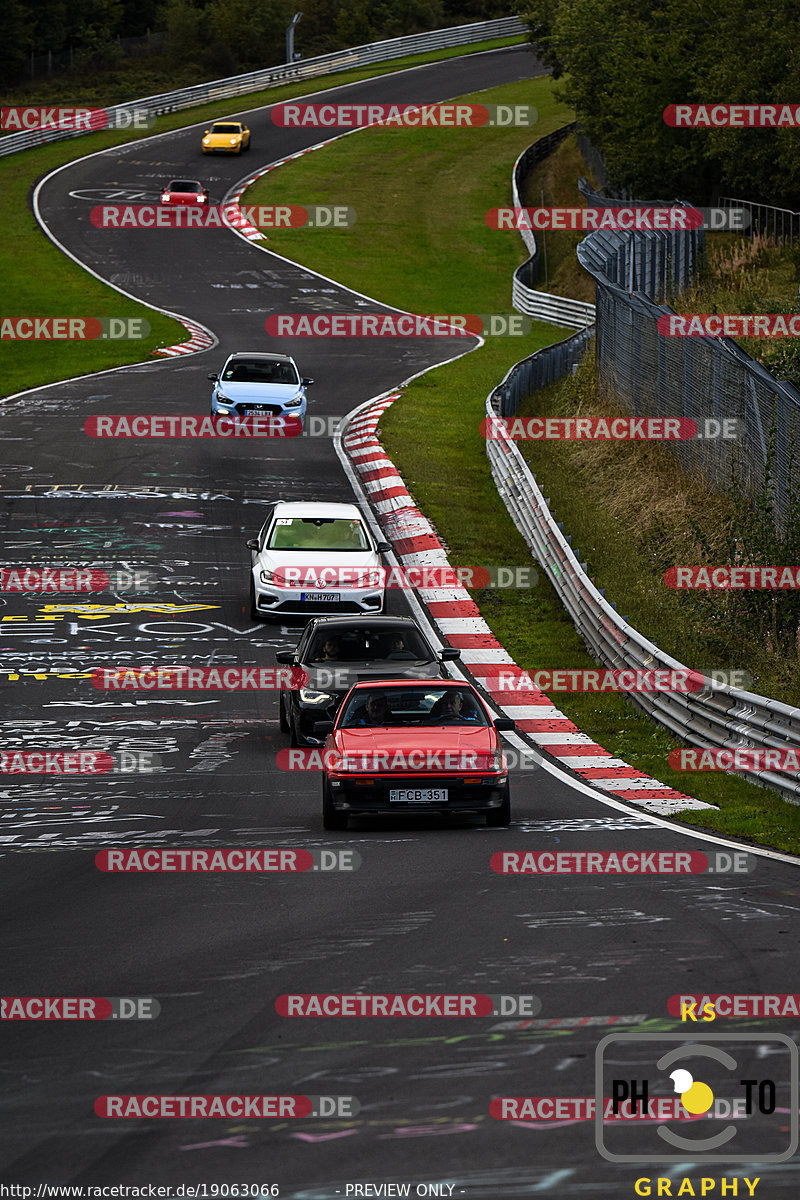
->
[322,779,348,830]
[236,143,242,154]
[486,784,511,827]
[278,695,290,733]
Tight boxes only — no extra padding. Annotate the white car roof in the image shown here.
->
[272,501,365,519]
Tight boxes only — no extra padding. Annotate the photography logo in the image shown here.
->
[595,1032,798,1162]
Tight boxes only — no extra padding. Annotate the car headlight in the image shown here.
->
[299,688,335,705]
[203,137,210,143]
[230,138,237,145]
[216,393,231,404]
[260,569,276,583]
[286,396,302,407]
[161,194,170,202]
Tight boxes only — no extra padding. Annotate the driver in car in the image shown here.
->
[427,690,479,722]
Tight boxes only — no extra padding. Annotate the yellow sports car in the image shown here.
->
[202,121,251,154]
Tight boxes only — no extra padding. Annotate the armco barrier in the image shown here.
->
[493,326,594,419]
[510,122,597,330]
[484,139,800,802]
[0,18,524,158]
[484,403,800,803]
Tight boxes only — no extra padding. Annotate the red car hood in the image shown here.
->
[331,725,498,771]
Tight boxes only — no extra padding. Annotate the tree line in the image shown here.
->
[3,0,513,92]
[523,0,800,208]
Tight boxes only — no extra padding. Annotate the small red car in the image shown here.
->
[160,179,209,205]
[321,679,514,830]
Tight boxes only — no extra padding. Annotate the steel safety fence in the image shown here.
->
[0,17,526,157]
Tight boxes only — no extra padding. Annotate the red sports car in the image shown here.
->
[160,179,209,205]
[321,679,514,830]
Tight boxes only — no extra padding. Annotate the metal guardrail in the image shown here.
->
[0,17,525,158]
[484,127,800,804]
[718,196,800,246]
[484,403,800,803]
[493,326,594,418]
[509,122,597,329]
[512,277,595,328]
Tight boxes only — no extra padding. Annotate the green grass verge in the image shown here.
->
[241,75,800,855]
[244,76,573,312]
[0,36,522,398]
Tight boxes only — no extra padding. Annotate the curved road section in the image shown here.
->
[2,48,799,1197]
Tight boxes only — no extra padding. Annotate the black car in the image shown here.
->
[276,615,461,746]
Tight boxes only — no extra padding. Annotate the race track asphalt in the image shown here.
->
[2,46,799,1197]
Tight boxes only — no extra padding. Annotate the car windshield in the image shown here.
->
[308,626,430,663]
[212,124,241,132]
[222,360,298,384]
[168,181,202,191]
[339,687,487,727]
[267,517,370,552]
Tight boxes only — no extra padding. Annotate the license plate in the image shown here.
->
[244,409,268,416]
[301,592,340,602]
[389,788,448,803]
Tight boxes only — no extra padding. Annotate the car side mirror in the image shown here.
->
[207,373,218,381]
[376,542,392,555]
[302,377,314,386]
[493,717,516,732]
[439,647,461,661]
[245,538,259,551]
[275,649,293,664]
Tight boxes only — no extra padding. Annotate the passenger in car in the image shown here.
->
[349,693,392,726]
